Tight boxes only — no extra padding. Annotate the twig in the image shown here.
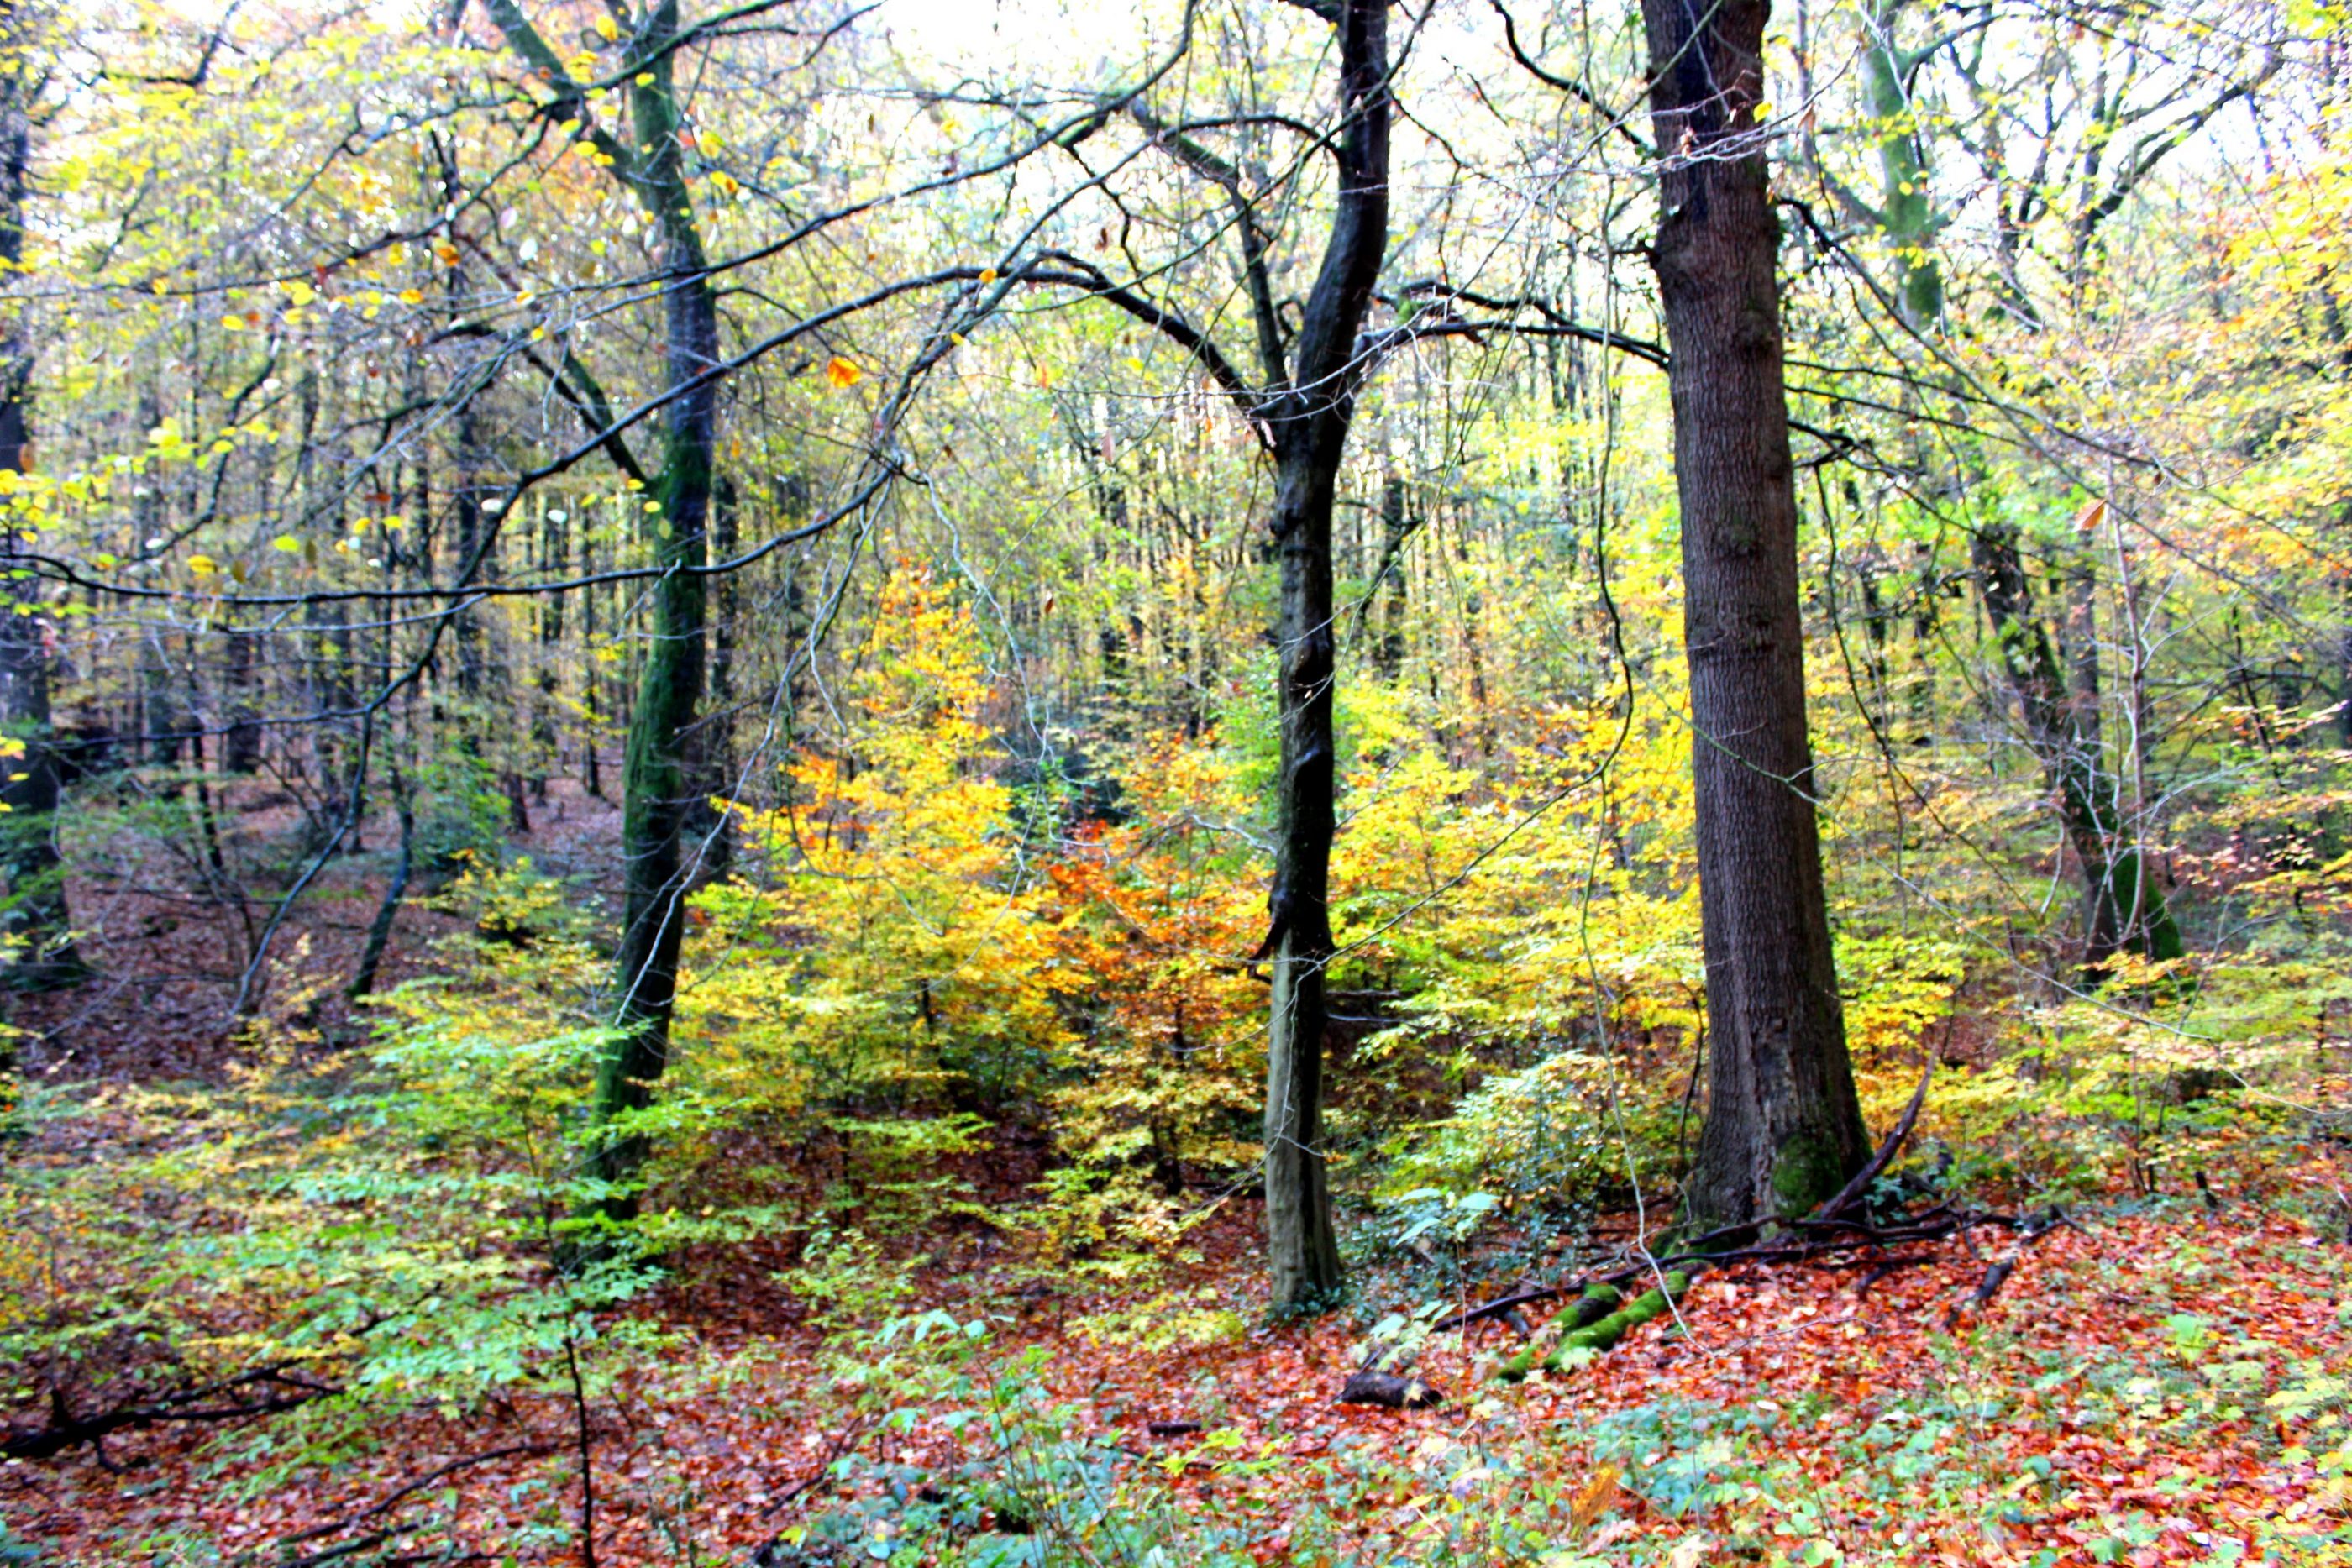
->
[278,1443,556,1548]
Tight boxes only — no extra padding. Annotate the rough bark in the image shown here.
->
[1641,0,1868,1229]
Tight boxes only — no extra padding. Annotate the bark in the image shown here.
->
[687,474,738,883]
[0,10,79,990]
[1257,0,1391,1315]
[1369,472,1413,680]
[223,628,261,774]
[484,0,716,1231]
[1641,0,1869,1229]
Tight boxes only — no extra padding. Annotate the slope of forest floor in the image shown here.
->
[6,1138,2347,1568]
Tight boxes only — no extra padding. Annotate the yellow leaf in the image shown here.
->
[286,279,316,307]
[824,355,864,388]
[398,288,424,305]
[1569,1464,1620,1528]
[595,13,619,39]
[979,265,998,283]
[220,314,245,331]
[187,554,218,575]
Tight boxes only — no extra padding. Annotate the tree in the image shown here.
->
[1252,0,1392,1310]
[0,0,80,990]
[984,0,1394,1309]
[481,0,720,1229]
[1638,0,1869,1228]
[1793,0,2271,972]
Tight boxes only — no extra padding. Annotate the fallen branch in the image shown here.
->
[1941,1207,2071,1332]
[1498,1272,1689,1381]
[3,1366,337,1460]
[277,1443,557,1551]
[1338,1370,1443,1409]
[1809,1064,1934,1222]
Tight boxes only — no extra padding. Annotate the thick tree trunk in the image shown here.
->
[0,13,80,991]
[1257,0,1390,1314]
[1641,0,1868,1230]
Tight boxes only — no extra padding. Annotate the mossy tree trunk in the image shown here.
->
[486,0,718,1230]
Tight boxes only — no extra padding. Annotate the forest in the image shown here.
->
[0,0,2346,1561]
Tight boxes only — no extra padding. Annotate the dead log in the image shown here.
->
[1339,1371,1443,1409]
[1499,1272,1689,1381]
[3,1367,333,1460]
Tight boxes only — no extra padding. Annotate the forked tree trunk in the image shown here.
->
[1973,525,2182,969]
[1640,0,1868,1229]
[1258,0,1390,1314]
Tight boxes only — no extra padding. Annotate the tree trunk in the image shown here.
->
[1372,472,1412,681]
[0,9,80,991]
[585,5,717,1229]
[346,779,414,1002]
[1972,524,2182,969]
[1257,0,1390,1314]
[1641,0,1868,1229]
[688,474,738,884]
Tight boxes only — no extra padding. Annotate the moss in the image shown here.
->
[1770,1130,1848,1216]
[1498,1273,1688,1381]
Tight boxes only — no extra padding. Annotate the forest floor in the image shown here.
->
[5,1142,2348,1567]
[4,790,2349,1565]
